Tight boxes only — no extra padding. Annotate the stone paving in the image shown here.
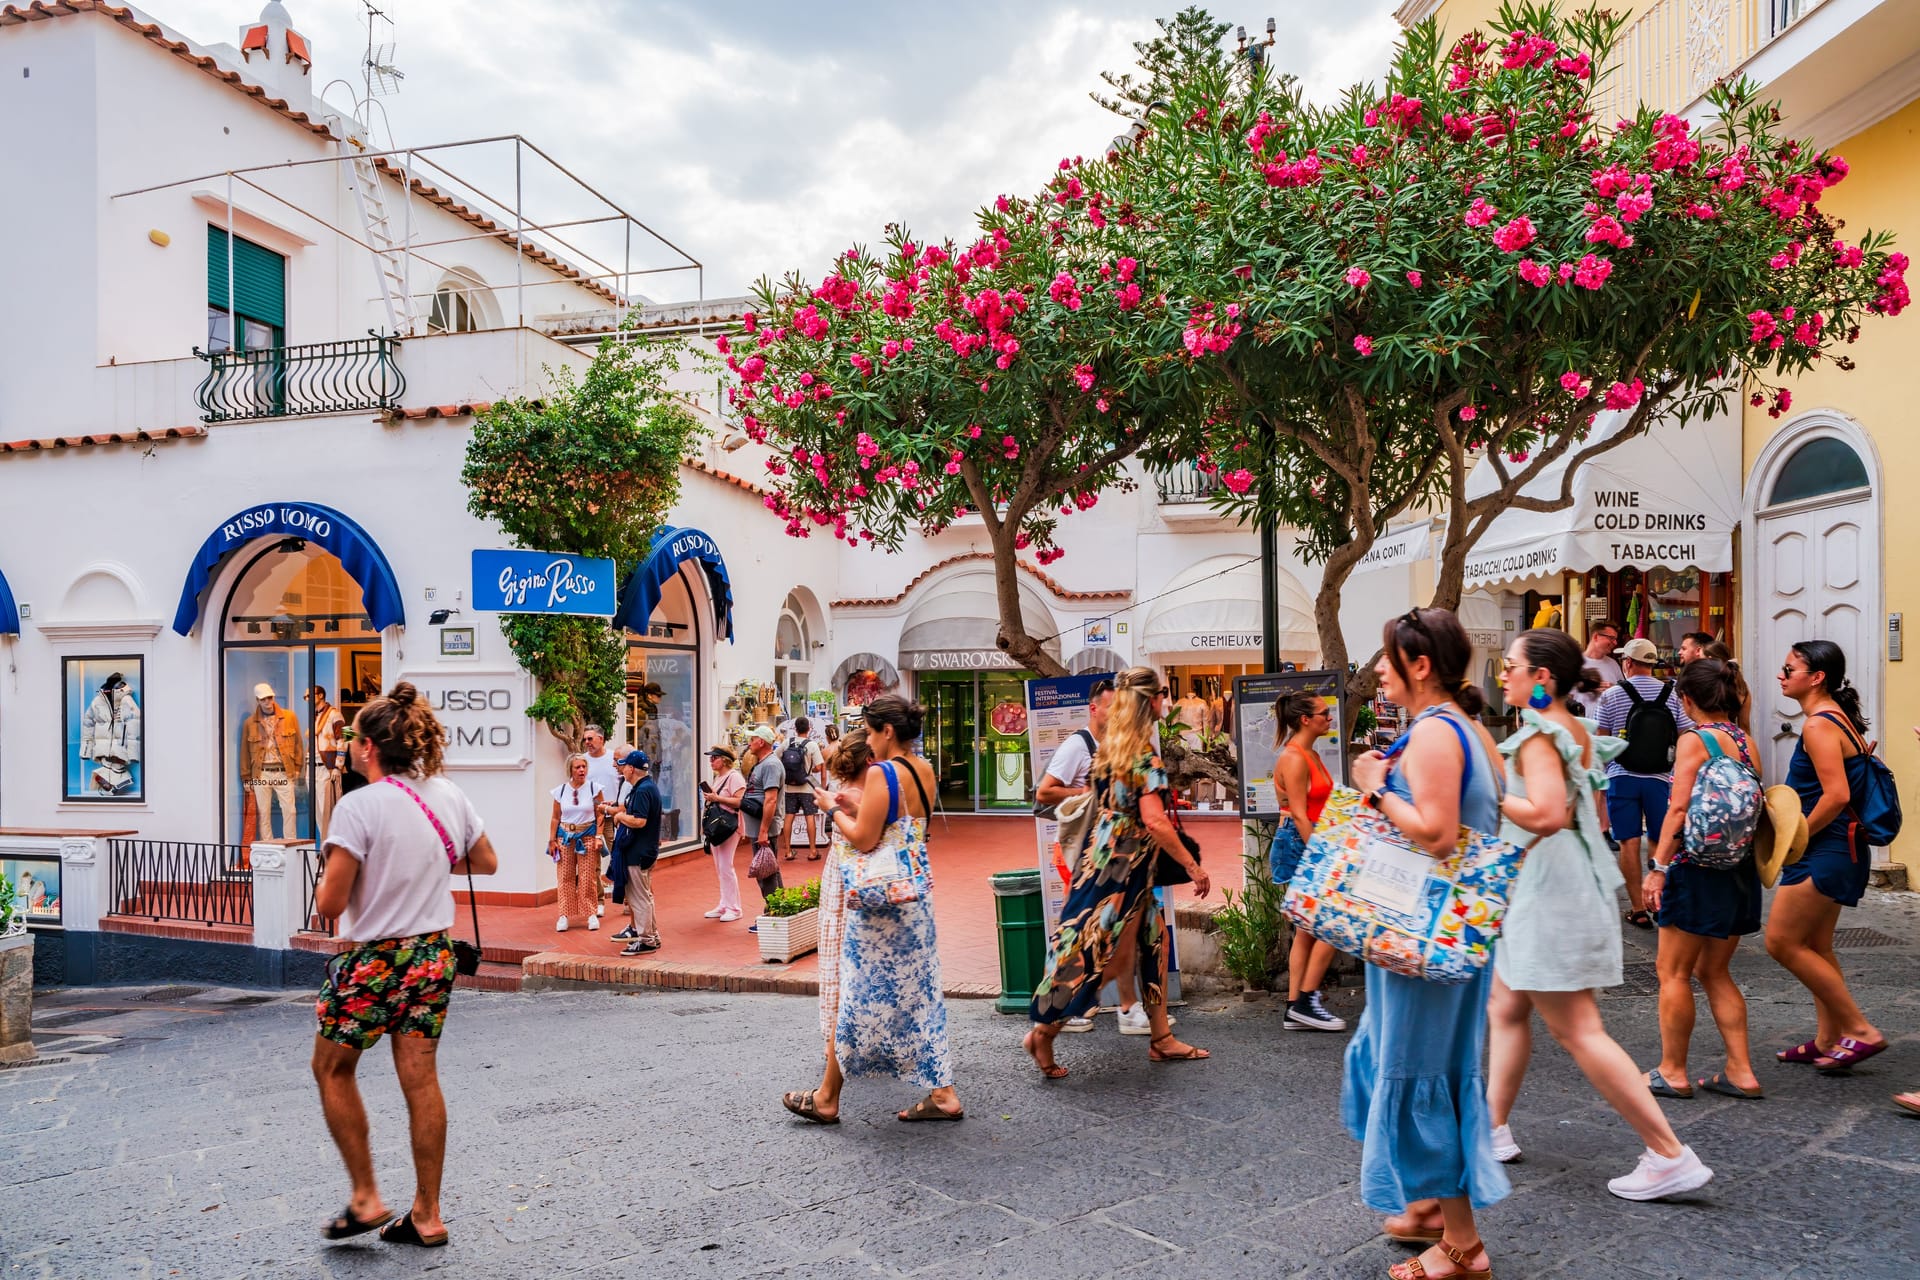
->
[6,892,1919,1280]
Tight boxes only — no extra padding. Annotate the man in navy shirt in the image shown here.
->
[603,750,663,954]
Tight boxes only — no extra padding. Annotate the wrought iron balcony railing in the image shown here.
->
[194,332,405,423]
[1154,460,1226,504]
[1591,0,1829,125]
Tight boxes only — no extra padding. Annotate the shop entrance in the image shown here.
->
[625,564,704,853]
[219,540,381,851]
[918,670,1036,812]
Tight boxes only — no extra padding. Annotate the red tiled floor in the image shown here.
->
[475,814,1251,990]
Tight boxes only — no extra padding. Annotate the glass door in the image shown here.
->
[919,674,977,808]
[977,672,1033,810]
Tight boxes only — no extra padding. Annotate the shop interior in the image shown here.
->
[627,566,703,851]
[918,670,1035,813]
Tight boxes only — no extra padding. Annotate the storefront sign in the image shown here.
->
[471,550,617,617]
[903,649,1019,670]
[1352,523,1431,576]
[1232,669,1348,818]
[173,501,406,635]
[1182,632,1263,651]
[399,672,531,769]
[439,627,476,656]
[613,525,735,640]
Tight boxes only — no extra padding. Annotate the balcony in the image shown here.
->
[195,333,405,424]
[1154,460,1226,504]
[1594,0,1920,144]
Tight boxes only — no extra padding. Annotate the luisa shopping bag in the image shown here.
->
[1281,712,1535,984]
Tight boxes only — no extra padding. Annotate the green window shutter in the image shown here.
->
[207,227,287,329]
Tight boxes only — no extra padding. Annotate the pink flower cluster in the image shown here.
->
[1345,267,1372,289]
[1352,334,1374,357]
[1602,378,1645,410]
[1182,302,1243,357]
[1492,216,1536,253]
[1072,363,1096,392]
[1870,251,1911,316]
[1559,370,1592,399]
[1363,93,1424,131]
[1591,166,1654,221]
[1464,197,1499,228]
[1552,52,1592,79]
[1220,469,1255,494]
[1584,212,1633,248]
[1261,150,1325,188]
[1649,114,1700,171]
[793,304,830,340]
[1244,110,1282,155]
[1049,271,1084,311]
[1500,30,1559,69]
[1110,257,1143,310]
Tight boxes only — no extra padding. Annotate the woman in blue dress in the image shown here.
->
[1345,609,1507,1280]
[1766,641,1889,1073]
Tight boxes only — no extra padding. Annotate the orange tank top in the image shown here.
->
[1286,738,1334,826]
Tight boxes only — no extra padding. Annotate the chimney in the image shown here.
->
[237,1,314,113]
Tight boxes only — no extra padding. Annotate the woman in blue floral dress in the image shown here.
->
[781,697,961,1124]
[1025,666,1211,1076]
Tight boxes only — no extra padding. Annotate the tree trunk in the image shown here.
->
[989,520,1068,678]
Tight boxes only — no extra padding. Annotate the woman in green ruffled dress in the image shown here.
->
[1476,628,1714,1205]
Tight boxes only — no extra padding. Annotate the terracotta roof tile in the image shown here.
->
[832,552,1129,608]
[684,455,769,497]
[0,425,207,454]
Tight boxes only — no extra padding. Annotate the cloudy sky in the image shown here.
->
[159,0,1404,301]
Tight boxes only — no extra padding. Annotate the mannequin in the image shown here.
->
[306,684,345,839]
[241,682,304,841]
[79,672,141,796]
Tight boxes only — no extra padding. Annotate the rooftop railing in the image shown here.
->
[1591,0,1828,124]
[194,333,405,423]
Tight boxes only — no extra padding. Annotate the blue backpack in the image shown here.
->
[1817,712,1904,847]
[1683,728,1762,870]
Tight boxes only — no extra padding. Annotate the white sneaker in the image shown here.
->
[1116,1005,1153,1036]
[1607,1145,1713,1201]
[1060,1016,1095,1033]
[586,914,599,931]
[718,909,742,922]
[555,916,569,933]
[1491,1124,1523,1164]
[703,907,726,919]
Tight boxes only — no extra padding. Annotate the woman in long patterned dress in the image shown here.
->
[781,697,962,1124]
[1025,666,1211,1077]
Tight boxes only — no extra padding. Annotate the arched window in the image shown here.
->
[1766,436,1870,507]
[425,269,495,334]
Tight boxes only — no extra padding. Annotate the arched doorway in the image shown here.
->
[626,566,703,852]
[219,540,382,849]
[772,590,820,722]
[1748,418,1880,783]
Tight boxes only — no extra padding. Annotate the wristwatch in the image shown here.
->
[1362,789,1385,812]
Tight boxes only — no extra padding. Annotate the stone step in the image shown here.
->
[455,960,523,993]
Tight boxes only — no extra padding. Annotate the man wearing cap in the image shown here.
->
[601,750,663,955]
[741,726,787,924]
[241,683,305,842]
[1595,638,1696,928]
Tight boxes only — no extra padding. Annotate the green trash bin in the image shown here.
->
[991,868,1047,1015]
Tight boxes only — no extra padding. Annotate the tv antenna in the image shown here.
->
[361,1,404,100]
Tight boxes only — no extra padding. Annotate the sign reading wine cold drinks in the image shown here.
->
[471,550,617,617]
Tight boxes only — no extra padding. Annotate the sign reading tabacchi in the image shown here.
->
[470,549,617,617]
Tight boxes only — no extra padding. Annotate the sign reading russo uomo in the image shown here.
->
[471,550,617,617]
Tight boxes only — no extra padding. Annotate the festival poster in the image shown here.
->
[1231,670,1346,819]
[1024,673,1104,937]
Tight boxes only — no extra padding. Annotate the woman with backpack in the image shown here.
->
[1767,641,1890,1073]
[1642,660,1766,1099]
[1481,628,1712,1201]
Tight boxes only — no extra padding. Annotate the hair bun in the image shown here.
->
[387,681,418,708]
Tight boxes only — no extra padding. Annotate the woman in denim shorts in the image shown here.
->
[1268,692,1343,1032]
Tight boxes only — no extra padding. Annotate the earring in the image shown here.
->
[1528,682,1552,711]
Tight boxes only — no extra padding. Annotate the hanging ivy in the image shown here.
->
[462,323,706,747]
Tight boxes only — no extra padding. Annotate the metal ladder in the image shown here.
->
[342,136,414,335]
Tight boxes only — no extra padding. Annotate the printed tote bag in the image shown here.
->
[1282,716,1533,984]
[843,761,934,911]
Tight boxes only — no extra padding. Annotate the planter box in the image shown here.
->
[757,907,819,963]
[0,931,35,1064]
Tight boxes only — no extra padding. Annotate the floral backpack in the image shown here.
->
[1683,725,1763,870]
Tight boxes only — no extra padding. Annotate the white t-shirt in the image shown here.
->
[550,779,605,826]
[1586,654,1623,688]
[783,738,826,793]
[583,747,624,805]
[1042,729,1096,789]
[325,775,485,944]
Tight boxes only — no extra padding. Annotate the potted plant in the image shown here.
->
[757,878,821,964]
[0,874,36,1064]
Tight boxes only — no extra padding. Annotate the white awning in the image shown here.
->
[1462,406,1742,591]
[897,570,1062,670]
[1140,555,1319,661]
[1351,522,1431,577]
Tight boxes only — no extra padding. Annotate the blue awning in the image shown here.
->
[172,502,406,636]
[614,525,734,641]
[0,566,17,636]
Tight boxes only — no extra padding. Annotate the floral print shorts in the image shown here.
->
[315,931,456,1050]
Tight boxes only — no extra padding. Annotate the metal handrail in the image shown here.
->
[194,331,405,423]
[1591,0,1828,125]
[301,846,337,937]
[107,839,252,927]
[1153,460,1226,504]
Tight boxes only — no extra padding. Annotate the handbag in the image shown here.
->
[844,760,935,911]
[1155,801,1202,887]
[1815,711,1904,847]
[748,841,779,881]
[702,799,740,847]
[385,776,483,977]
[1281,712,1531,984]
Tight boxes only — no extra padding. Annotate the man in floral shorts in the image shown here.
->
[310,688,497,1250]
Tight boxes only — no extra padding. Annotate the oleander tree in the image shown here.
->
[463,326,704,747]
[1096,1,1907,708]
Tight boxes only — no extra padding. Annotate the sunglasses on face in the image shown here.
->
[1781,664,1807,679]
[341,727,360,742]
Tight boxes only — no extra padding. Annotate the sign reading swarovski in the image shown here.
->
[471,549,617,617]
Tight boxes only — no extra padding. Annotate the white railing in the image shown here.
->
[1591,0,1829,124]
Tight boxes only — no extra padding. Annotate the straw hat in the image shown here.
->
[1754,785,1810,888]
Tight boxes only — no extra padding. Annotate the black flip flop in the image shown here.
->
[1647,1069,1695,1099]
[321,1204,394,1240]
[1697,1072,1764,1099]
[379,1210,449,1248]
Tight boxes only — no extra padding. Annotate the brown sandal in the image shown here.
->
[1382,1213,1444,1244]
[1149,1032,1210,1062]
[1389,1239,1492,1280]
[898,1093,964,1122]
[781,1089,839,1124]
[1023,1028,1069,1079]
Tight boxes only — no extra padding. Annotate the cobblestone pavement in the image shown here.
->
[6,893,1919,1280]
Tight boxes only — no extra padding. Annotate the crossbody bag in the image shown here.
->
[385,776,483,977]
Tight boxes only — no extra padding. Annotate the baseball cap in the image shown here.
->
[747,725,778,747]
[253,683,276,700]
[619,749,651,770]
[1614,637,1660,664]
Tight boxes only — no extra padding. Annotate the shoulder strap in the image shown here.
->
[1657,680,1674,705]
[1074,728,1096,753]
[1699,730,1725,762]
[900,758,934,827]
[1813,709,1866,754]
[383,776,482,951]
[1622,680,1647,707]
[879,760,902,825]
[1390,708,1480,800]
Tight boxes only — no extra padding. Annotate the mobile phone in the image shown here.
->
[699,780,713,793]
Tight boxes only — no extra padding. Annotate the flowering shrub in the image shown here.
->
[463,327,704,745]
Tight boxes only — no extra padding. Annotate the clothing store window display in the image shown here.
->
[307,686,346,841]
[242,683,305,845]
[548,755,605,933]
[79,671,142,797]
